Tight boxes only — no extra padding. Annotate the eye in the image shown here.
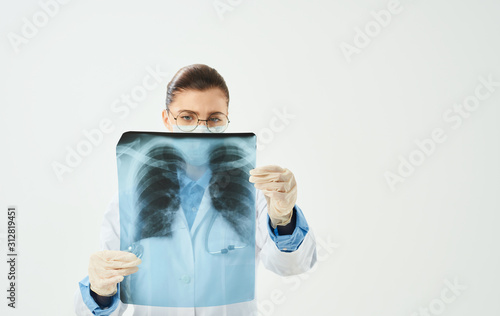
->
[176,110,198,123]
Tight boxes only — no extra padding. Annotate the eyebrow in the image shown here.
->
[175,109,226,116]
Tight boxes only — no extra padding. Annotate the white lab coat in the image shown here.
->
[74,188,317,315]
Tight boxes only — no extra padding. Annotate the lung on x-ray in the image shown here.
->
[115,131,256,308]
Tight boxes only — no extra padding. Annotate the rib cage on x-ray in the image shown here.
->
[129,141,255,244]
[208,145,255,243]
[134,145,183,240]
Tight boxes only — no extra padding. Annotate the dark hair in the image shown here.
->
[165,64,230,109]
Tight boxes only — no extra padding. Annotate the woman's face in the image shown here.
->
[162,88,229,131]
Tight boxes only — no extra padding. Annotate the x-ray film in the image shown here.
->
[116,131,256,308]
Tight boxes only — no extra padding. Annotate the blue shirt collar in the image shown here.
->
[177,167,212,192]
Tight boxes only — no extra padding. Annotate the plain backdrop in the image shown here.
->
[1,0,500,315]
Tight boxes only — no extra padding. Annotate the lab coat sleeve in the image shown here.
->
[255,189,317,276]
[74,192,129,316]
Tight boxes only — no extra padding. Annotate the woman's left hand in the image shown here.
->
[249,165,297,228]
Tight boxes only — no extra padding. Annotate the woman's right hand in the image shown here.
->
[88,250,142,296]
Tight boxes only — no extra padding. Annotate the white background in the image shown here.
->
[1,0,500,315]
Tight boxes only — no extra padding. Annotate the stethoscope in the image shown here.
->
[205,212,248,255]
[126,212,248,258]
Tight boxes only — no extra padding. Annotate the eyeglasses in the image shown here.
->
[167,108,230,133]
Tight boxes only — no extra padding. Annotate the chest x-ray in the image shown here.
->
[115,131,256,308]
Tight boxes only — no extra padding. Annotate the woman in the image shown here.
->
[74,64,317,316]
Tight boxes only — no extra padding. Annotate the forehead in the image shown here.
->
[170,88,228,114]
